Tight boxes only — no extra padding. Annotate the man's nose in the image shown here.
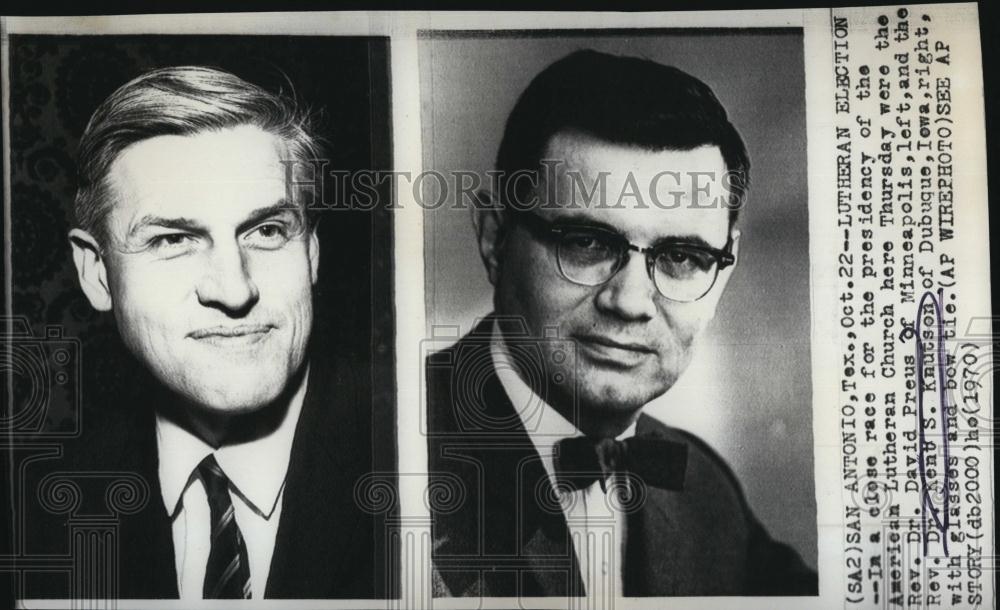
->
[196,241,260,316]
[594,251,658,321]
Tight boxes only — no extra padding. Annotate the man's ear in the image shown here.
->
[308,223,320,285]
[68,228,113,312]
[697,229,740,325]
[713,229,741,296]
[470,193,507,287]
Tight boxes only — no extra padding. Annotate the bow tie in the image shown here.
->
[555,436,688,493]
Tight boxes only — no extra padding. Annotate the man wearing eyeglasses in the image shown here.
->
[428,50,817,599]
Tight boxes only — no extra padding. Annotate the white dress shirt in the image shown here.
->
[155,369,309,600]
[491,323,635,604]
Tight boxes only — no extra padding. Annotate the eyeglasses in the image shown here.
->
[513,211,735,303]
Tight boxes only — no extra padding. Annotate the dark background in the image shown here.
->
[5,34,396,594]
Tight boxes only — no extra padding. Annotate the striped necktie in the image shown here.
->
[197,454,252,599]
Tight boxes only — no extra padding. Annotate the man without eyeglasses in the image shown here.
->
[428,49,817,598]
[25,66,378,600]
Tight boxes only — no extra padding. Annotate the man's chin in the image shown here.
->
[182,387,284,415]
[155,354,305,411]
[561,384,657,437]
[166,371,293,415]
[576,374,670,416]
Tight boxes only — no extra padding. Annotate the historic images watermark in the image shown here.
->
[281,159,749,212]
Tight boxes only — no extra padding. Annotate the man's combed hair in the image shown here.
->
[496,49,750,223]
[74,65,319,244]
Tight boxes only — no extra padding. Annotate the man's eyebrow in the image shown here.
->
[652,234,717,250]
[543,212,623,233]
[128,216,207,238]
[126,201,302,239]
[235,200,302,234]
[543,213,722,250]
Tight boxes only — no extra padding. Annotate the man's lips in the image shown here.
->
[188,324,275,345]
[574,334,656,366]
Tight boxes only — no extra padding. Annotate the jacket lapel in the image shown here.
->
[117,483,179,598]
[430,318,583,597]
[623,415,702,596]
[519,511,585,597]
[81,399,179,598]
[623,486,683,596]
[265,355,378,599]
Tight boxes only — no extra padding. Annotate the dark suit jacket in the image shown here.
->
[18,348,383,599]
[427,318,817,597]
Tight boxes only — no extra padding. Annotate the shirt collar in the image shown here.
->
[490,320,636,482]
[156,366,310,520]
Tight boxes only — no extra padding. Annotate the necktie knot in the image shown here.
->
[555,435,688,494]
[197,454,230,499]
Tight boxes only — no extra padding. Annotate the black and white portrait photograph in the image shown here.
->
[5,33,397,601]
[2,5,995,610]
[420,29,817,599]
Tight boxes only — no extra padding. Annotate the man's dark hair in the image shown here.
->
[495,49,750,223]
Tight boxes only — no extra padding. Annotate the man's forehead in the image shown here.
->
[543,130,726,177]
[105,125,292,225]
[109,125,288,186]
[539,132,731,243]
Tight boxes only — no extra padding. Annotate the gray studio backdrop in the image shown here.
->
[420,30,816,569]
